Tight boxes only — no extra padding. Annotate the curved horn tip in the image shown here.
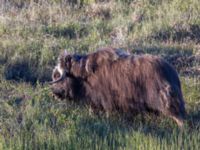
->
[48,81,56,85]
[49,70,66,85]
[48,76,63,85]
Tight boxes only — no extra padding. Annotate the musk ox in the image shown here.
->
[50,47,186,128]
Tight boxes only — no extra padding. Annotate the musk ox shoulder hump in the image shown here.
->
[84,47,130,74]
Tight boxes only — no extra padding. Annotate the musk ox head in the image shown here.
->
[50,50,83,100]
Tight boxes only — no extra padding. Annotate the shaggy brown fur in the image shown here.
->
[50,47,186,128]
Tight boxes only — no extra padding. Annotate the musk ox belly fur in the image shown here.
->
[50,48,186,127]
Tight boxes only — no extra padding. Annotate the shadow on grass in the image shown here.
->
[131,44,193,55]
[1,98,199,149]
[131,45,200,77]
[74,107,200,148]
[4,59,52,84]
[187,107,200,130]
[76,114,174,145]
[151,24,200,43]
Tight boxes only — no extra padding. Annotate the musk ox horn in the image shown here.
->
[48,73,65,84]
[49,65,66,84]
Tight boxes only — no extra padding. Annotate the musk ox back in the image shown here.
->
[50,47,186,128]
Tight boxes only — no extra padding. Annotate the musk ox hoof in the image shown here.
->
[171,116,184,128]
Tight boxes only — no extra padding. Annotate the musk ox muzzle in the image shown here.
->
[50,47,186,128]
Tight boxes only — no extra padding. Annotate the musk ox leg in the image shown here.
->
[170,115,184,128]
[163,109,185,128]
[160,85,185,128]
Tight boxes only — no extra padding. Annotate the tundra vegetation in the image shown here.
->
[0,0,200,149]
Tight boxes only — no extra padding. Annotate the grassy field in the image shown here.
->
[0,0,200,149]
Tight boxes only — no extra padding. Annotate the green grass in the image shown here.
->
[0,0,200,149]
[0,77,200,149]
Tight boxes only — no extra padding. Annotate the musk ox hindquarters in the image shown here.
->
[50,47,186,128]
